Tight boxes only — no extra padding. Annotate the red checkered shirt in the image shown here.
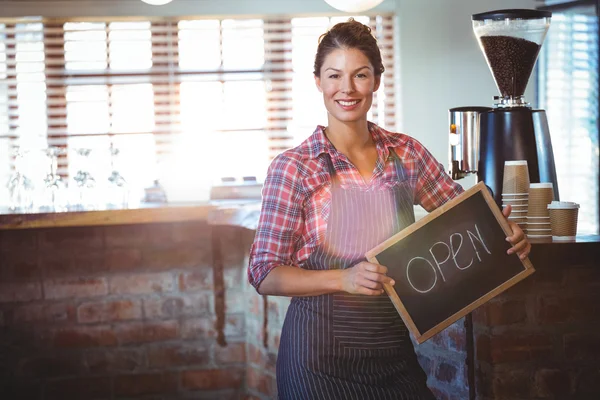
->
[248,122,464,290]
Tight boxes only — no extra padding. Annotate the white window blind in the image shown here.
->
[0,14,397,203]
[538,6,599,234]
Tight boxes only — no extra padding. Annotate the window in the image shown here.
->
[538,4,599,234]
[0,14,397,204]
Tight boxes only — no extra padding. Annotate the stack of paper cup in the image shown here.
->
[547,201,580,241]
[502,161,530,233]
[526,183,554,238]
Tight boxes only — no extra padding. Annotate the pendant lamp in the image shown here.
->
[324,0,385,13]
[141,0,173,5]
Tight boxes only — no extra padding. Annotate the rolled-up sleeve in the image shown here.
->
[413,140,464,211]
[248,153,305,291]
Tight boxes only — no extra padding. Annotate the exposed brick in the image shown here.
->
[104,224,149,248]
[537,295,600,324]
[487,333,554,363]
[45,376,111,400]
[41,250,105,277]
[109,273,174,295]
[52,325,117,348]
[169,221,211,244]
[224,265,245,289]
[78,299,142,323]
[576,368,600,397]
[565,266,600,287]
[492,369,532,398]
[215,341,246,364]
[0,282,42,303]
[532,267,565,288]
[431,322,466,352]
[105,248,143,271]
[0,251,40,281]
[179,270,212,291]
[85,348,145,373]
[143,293,211,319]
[225,313,245,337]
[116,320,179,345]
[247,366,276,397]
[113,372,178,396]
[182,368,244,391]
[181,317,214,340]
[147,343,210,367]
[564,333,600,362]
[436,361,459,383]
[476,334,491,363]
[143,247,209,270]
[39,227,104,250]
[12,302,75,324]
[533,368,571,398]
[248,343,276,375]
[17,353,87,379]
[0,229,38,250]
[479,299,527,326]
[44,277,108,300]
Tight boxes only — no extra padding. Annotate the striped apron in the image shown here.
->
[276,150,435,400]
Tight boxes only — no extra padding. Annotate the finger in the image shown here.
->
[358,277,383,291]
[364,263,388,275]
[505,222,524,244]
[518,243,532,260]
[507,239,528,255]
[363,271,395,285]
[356,286,385,296]
[503,204,512,218]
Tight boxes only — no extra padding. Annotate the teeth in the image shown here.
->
[338,100,359,106]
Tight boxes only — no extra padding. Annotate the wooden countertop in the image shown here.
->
[0,200,261,230]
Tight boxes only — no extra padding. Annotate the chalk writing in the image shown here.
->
[405,224,492,294]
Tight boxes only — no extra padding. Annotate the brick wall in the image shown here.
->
[0,222,249,400]
[473,242,600,400]
[2,223,598,400]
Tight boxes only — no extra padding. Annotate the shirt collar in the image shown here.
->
[301,122,406,160]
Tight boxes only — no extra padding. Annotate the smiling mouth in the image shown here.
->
[336,99,361,107]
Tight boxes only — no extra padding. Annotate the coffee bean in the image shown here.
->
[480,35,541,98]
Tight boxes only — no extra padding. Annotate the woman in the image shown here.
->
[248,19,530,399]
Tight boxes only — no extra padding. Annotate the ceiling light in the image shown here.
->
[324,0,385,13]
[141,0,174,5]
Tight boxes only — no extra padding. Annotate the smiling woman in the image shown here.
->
[248,18,530,399]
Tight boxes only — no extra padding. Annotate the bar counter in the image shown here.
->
[0,204,598,399]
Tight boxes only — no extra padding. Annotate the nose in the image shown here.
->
[340,75,355,94]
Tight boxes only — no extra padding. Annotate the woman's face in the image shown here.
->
[315,47,380,124]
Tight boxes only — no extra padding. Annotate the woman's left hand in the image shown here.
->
[503,204,531,260]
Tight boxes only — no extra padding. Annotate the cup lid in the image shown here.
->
[504,160,528,166]
[530,183,553,189]
[547,201,580,210]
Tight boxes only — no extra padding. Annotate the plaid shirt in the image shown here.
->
[248,122,464,290]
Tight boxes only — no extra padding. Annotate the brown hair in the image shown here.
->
[313,18,385,78]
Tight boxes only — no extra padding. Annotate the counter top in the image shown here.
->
[0,200,261,230]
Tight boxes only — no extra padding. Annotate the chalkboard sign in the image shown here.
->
[365,181,534,344]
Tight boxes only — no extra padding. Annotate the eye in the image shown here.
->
[356,73,367,78]
[328,73,339,79]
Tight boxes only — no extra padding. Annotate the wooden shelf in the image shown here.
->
[0,199,261,230]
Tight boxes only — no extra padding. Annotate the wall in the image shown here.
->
[395,0,537,164]
[0,223,251,399]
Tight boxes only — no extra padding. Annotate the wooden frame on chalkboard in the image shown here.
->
[365,181,534,344]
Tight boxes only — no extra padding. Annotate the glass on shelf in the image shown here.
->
[6,147,35,211]
[107,145,129,208]
[70,148,97,210]
[40,147,68,211]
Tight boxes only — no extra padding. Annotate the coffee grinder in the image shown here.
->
[471,9,560,205]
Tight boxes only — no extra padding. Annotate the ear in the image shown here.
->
[314,75,323,93]
[373,75,381,92]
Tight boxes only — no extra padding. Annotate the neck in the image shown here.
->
[324,118,372,154]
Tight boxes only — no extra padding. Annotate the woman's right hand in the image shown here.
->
[340,261,395,295]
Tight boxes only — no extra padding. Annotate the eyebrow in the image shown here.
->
[325,66,372,73]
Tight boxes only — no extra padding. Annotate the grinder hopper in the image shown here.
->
[473,9,551,107]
